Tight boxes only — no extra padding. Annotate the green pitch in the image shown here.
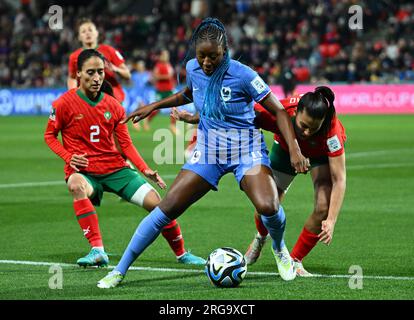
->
[0,114,413,300]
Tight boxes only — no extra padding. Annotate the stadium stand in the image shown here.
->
[0,0,413,89]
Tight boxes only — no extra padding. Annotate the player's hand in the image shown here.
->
[290,149,310,174]
[143,168,167,189]
[69,153,88,172]
[170,107,191,122]
[318,219,336,245]
[122,105,155,124]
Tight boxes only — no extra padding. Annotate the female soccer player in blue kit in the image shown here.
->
[97,17,309,288]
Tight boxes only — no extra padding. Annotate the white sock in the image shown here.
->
[176,252,187,259]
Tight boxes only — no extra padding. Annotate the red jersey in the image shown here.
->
[254,96,347,158]
[68,44,126,102]
[153,61,175,92]
[44,89,148,179]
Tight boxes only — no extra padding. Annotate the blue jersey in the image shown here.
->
[182,58,273,190]
[186,58,271,129]
[130,70,152,104]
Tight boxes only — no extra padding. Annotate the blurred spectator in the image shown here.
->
[0,0,413,88]
[149,49,177,133]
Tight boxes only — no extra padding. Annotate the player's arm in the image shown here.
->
[260,92,309,173]
[114,121,166,189]
[111,63,131,80]
[123,87,193,124]
[44,120,72,163]
[171,108,200,124]
[44,105,88,172]
[44,118,88,172]
[253,104,278,133]
[318,153,346,244]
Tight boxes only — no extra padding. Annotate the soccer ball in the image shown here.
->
[205,247,247,288]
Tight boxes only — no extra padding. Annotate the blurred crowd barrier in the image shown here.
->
[1,83,414,116]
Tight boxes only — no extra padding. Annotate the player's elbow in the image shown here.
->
[44,132,53,145]
[332,173,346,192]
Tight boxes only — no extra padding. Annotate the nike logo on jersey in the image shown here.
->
[74,114,84,120]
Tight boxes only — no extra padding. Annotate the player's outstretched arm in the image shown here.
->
[122,87,193,124]
[260,92,310,173]
[318,153,346,245]
[111,63,131,80]
[114,119,167,190]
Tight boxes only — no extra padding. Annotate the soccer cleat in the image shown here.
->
[97,270,124,289]
[272,245,296,281]
[244,234,268,265]
[76,248,109,268]
[177,251,206,265]
[294,259,313,277]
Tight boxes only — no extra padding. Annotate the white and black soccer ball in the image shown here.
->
[205,247,247,288]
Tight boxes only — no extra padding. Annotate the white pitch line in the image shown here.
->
[2,159,413,190]
[346,148,413,159]
[0,259,413,281]
[0,180,65,189]
[1,147,414,190]
[347,162,414,170]
[0,175,178,189]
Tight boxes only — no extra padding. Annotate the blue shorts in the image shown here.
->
[182,145,271,191]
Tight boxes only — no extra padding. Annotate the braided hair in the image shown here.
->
[185,17,231,120]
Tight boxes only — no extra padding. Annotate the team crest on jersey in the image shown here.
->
[104,111,112,120]
[221,87,232,102]
[327,135,342,153]
[49,107,56,121]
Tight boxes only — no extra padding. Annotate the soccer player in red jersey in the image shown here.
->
[67,18,131,103]
[245,86,347,276]
[144,50,178,133]
[45,49,206,267]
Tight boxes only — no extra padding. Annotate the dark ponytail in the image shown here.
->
[99,80,114,97]
[297,86,336,135]
[77,49,114,98]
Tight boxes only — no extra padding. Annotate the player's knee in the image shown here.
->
[314,179,332,195]
[313,202,329,222]
[313,181,331,221]
[255,199,278,217]
[67,176,88,197]
[142,190,161,211]
[158,194,183,220]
